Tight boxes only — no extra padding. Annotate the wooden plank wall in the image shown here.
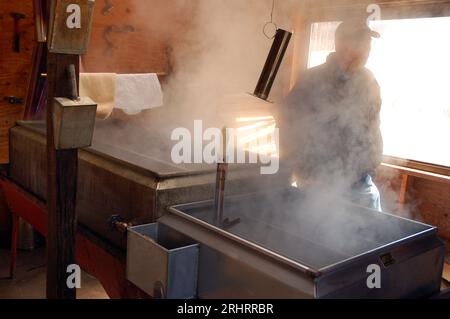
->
[0,0,35,164]
[376,168,450,251]
[415,179,450,241]
[81,0,195,74]
[0,0,35,246]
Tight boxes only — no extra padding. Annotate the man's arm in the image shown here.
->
[367,77,384,175]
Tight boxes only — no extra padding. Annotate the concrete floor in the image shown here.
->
[0,248,109,299]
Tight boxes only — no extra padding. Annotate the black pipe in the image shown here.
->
[66,64,79,101]
[254,29,292,101]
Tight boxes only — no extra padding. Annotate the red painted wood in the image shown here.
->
[0,177,149,299]
[9,214,19,278]
[1,178,47,236]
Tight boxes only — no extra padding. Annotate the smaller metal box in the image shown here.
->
[48,0,96,54]
[52,97,97,150]
[127,223,199,299]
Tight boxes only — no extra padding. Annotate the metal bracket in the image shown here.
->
[4,96,24,105]
[108,214,132,233]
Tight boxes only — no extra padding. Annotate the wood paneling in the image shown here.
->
[0,0,35,163]
[81,0,195,74]
[307,0,450,22]
[415,179,450,240]
[377,165,450,251]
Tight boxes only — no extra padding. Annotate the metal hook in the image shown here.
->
[102,0,114,16]
[262,0,277,39]
[263,22,278,39]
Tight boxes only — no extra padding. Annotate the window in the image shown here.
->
[308,17,450,168]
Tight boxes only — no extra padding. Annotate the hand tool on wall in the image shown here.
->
[11,12,26,53]
[3,96,24,105]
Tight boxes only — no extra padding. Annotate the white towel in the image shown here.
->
[115,73,163,115]
[79,73,116,120]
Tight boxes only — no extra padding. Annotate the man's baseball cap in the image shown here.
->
[335,20,380,42]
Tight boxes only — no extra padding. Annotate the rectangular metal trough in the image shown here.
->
[8,121,282,250]
[151,189,446,298]
[127,223,199,299]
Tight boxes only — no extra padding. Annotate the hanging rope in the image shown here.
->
[263,0,277,39]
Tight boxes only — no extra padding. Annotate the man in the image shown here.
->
[277,20,383,211]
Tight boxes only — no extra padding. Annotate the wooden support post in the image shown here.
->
[398,173,409,210]
[45,0,95,299]
[398,173,415,217]
[9,214,19,279]
[46,53,79,299]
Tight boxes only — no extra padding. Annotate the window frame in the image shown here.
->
[383,156,450,177]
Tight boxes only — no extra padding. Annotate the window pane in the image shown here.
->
[308,18,450,167]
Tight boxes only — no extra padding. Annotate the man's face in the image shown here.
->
[337,35,372,72]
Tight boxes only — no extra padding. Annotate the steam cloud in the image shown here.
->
[89,0,420,267]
